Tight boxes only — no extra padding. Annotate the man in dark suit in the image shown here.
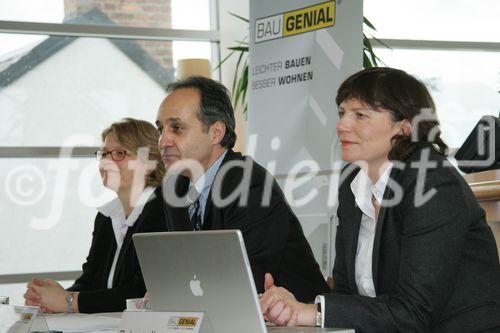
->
[155,76,330,302]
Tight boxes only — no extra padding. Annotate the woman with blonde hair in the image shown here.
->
[24,118,167,313]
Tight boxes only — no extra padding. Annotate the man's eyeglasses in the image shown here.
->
[95,149,129,161]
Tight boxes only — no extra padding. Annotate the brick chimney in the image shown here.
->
[64,0,173,69]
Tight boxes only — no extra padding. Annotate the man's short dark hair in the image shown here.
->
[167,76,237,149]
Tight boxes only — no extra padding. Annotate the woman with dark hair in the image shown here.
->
[260,67,500,332]
[23,118,167,313]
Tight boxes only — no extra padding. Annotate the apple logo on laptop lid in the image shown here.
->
[189,275,203,296]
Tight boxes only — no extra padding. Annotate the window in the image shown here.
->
[0,0,212,30]
[0,158,102,276]
[0,0,219,302]
[0,35,213,146]
[364,0,500,42]
[374,48,499,148]
[364,0,500,149]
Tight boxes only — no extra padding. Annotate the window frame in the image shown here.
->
[0,0,220,285]
[370,38,500,52]
[370,37,500,151]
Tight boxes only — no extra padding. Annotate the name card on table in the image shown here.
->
[119,310,214,333]
[0,304,38,333]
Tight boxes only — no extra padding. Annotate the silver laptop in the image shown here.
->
[133,230,267,333]
[133,230,352,333]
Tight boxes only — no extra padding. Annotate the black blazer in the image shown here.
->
[325,147,500,332]
[163,150,330,302]
[67,187,167,313]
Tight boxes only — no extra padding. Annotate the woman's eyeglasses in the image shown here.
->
[95,149,129,161]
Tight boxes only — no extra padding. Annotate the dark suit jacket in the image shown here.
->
[325,147,500,332]
[163,150,330,302]
[67,187,167,313]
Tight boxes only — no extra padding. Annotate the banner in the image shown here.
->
[248,0,363,275]
[248,0,362,174]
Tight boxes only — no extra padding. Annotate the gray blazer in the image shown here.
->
[325,147,500,332]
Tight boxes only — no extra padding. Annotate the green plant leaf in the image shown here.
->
[363,52,372,68]
[232,50,245,95]
[234,69,244,108]
[240,59,249,113]
[228,11,249,23]
[213,49,235,70]
[228,46,249,52]
[234,58,249,110]
[233,40,250,46]
[363,17,376,30]
[371,36,391,49]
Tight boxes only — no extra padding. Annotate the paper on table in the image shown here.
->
[44,313,121,332]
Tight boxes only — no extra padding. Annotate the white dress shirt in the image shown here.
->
[187,150,227,225]
[97,186,156,288]
[350,163,392,297]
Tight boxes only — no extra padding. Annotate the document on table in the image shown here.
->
[44,313,121,332]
